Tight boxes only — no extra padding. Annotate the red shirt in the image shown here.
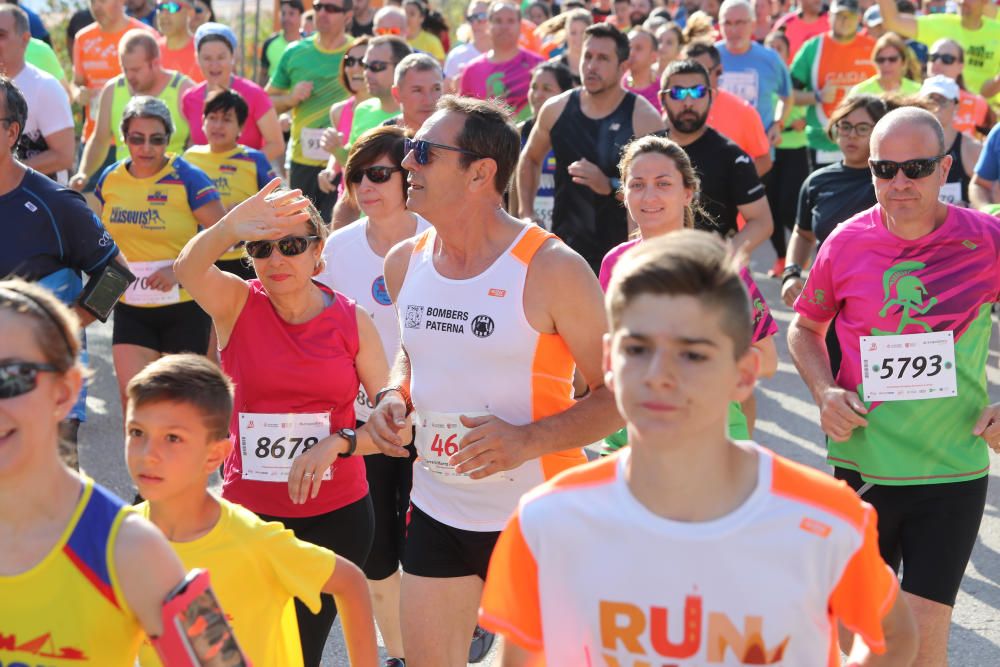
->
[773,11,830,62]
[221,280,367,518]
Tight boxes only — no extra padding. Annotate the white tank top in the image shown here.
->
[397,224,587,531]
[317,214,431,421]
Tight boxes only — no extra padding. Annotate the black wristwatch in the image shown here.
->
[781,263,803,285]
[374,385,414,416]
[336,428,357,458]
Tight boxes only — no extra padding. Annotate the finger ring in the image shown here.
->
[303,472,315,479]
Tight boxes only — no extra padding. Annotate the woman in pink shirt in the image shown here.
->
[182,23,285,161]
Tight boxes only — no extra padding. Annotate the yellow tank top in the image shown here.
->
[0,478,142,666]
[95,154,220,305]
[110,70,190,154]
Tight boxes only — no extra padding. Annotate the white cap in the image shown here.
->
[920,75,960,102]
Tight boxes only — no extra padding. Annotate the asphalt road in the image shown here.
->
[76,248,1000,666]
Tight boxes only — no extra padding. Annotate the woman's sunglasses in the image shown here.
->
[245,235,320,259]
[0,361,57,400]
[869,156,946,180]
[403,138,483,165]
[875,55,901,65]
[126,133,169,146]
[343,55,364,68]
[661,84,708,101]
[157,1,188,13]
[929,53,958,65]
[349,166,404,184]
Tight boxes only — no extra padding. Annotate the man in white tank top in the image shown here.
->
[368,96,623,666]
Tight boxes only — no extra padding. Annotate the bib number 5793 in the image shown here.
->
[876,355,943,380]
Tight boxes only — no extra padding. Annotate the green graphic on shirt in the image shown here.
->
[871,261,937,335]
[486,71,509,99]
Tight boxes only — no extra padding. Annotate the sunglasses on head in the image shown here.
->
[313,2,348,13]
[0,361,57,400]
[362,60,391,72]
[245,235,320,259]
[404,138,484,165]
[875,55,901,64]
[126,133,169,146]
[157,1,188,13]
[349,165,404,184]
[343,55,364,67]
[661,84,708,101]
[929,53,958,65]
[869,155,946,180]
[375,26,402,35]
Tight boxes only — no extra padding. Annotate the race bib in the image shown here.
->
[239,412,332,482]
[860,332,958,402]
[415,411,491,484]
[938,182,964,206]
[354,386,374,423]
[301,127,328,161]
[533,197,554,231]
[814,149,844,166]
[123,260,180,306]
[719,70,759,108]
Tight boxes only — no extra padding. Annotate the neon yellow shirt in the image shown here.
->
[136,497,337,667]
[916,15,1000,104]
[848,75,921,98]
[408,30,445,61]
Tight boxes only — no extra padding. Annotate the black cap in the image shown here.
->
[830,0,860,14]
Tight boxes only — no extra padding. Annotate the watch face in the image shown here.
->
[341,428,356,438]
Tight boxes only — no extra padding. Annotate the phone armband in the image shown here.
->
[77,261,135,322]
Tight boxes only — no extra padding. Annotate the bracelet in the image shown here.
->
[781,263,803,285]
[374,385,413,416]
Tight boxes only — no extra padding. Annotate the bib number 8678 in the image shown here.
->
[430,433,459,457]
[878,355,943,380]
[255,436,319,459]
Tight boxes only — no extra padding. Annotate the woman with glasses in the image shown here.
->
[849,32,921,98]
[782,95,892,370]
[318,36,372,197]
[181,23,285,161]
[0,279,187,665]
[189,0,213,31]
[315,125,427,667]
[927,38,995,140]
[174,180,394,667]
[95,96,225,409]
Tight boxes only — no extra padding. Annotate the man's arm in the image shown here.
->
[969,174,997,211]
[753,152,773,176]
[267,81,310,114]
[516,95,561,218]
[876,0,918,39]
[70,83,115,189]
[23,127,75,174]
[73,253,131,326]
[732,195,774,254]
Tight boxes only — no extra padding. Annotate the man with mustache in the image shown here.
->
[659,58,772,255]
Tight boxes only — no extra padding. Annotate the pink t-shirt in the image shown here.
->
[459,48,544,117]
[181,75,274,149]
[600,238,778,343]
[623,77,661,112]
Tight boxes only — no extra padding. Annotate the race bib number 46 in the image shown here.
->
[239,412,332,481]
[415,411,490,485]
[860,332,957,402]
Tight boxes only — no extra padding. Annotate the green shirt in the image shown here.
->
[916,14,1000,105]
[602,402,750,455]
[779,106,808,151]
[25,38,65,81]
[348,98,400,145]
[848,75,921,98]
[271,35,352,166]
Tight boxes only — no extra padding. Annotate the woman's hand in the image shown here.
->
[223,178,313,243]
[321,127,345,154]
[146,266,178,292]
[287,433,349,504]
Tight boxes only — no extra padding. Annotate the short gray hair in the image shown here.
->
[0,5,30,37]
[719,0,755,20]
[121,95,174,139]
[394,52,442,87]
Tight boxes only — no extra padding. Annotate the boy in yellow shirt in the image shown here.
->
[125,353,378,667]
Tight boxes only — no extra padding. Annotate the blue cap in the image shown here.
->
[195,22,238,52]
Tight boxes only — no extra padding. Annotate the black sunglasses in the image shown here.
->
[0,361,58,400]
[404,138,483,165]
[313,2,348,12]
[467,11,488,21]
[343,55,364,67]
[874,55,901,65]
[126,133,169,146]
[929,53,958,65]
[362,60,391,72]
[245,235,320,259]
[869,155,946,180]
[350,165,404,184]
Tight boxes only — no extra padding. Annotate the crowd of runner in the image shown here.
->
[2,0,1000,664]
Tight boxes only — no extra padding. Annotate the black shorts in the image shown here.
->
[835,467,988,606]
[362,439,417,580]
[215,257,256,281]
[112,301,212,354]
[403,504,500,580]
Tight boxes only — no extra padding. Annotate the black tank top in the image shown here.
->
[943,132,970,207]
[550,90,637,273]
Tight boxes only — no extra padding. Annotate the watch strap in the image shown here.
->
[336,428,357,458]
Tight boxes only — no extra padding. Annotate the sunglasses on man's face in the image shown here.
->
[661,84,708,101]
[157,2,189,14]
[126,133,169,146]
[313,2,348,13]
[362,60,391,72]
[929,53,958,65]
[245,235,320,259]
[467,11,488,22]
[375,26,402,35]
[869,155,946,180]
[404,138,483,166]
[0,361,57,400]
[349,165,404,184]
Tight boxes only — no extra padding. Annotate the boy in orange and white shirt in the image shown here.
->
[479,231,919,666]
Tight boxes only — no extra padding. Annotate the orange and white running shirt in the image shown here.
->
[480,445,899,665]
[396,224,587,531]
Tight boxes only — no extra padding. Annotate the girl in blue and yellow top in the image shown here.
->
[0,278,187,666]
[94,96,225,410]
